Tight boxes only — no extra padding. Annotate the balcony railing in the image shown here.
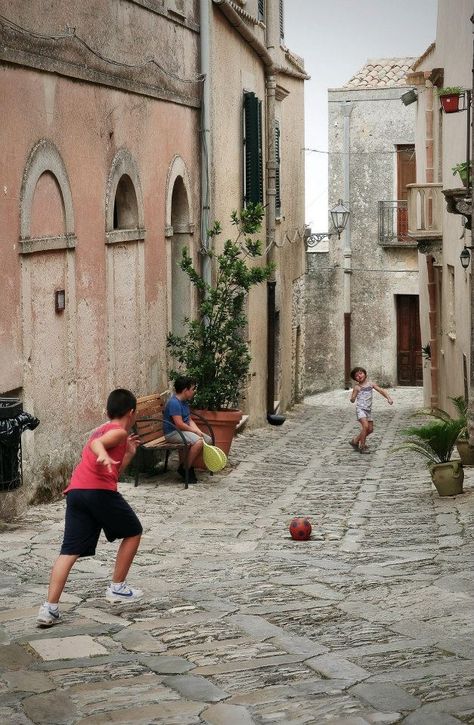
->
[378,201,414,246]
[407,183,443,240]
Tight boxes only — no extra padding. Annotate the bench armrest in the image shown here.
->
[190,412,215,445]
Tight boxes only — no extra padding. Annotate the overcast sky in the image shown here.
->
[284,0,439,229]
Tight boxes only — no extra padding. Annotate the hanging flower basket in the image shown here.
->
[438,87,464,114]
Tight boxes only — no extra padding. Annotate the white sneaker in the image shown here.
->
[36,604,61,627]
[105,582,143,603]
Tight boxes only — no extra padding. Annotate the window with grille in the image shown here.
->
[258,0,265,22]
[275,121,281,216]
[243,91,264,206]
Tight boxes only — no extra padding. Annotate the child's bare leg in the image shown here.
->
[112,534,141,583]
[47,554,79,603]
[352,420,364,446]
[366,421,374,440]
[358,418,370,448]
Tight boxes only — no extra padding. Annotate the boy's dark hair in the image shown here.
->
[350,367,367,381]
[174,376,197,394]
[106,389,137,418]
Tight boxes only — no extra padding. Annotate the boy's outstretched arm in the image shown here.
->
[90,429,127,472]
[373,383,393,405]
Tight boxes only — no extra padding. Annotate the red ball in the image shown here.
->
[289,517,312,541]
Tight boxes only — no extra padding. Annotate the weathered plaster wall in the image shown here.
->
[414,0,472,414]
[0,0,201,483]
[305,85,419,392]
[211,8,306,424]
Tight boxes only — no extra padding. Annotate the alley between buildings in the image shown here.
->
[0,388,473,724]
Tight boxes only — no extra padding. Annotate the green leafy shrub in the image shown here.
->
[167,203,274,410]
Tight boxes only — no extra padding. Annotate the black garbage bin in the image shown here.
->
[0,399,40,492]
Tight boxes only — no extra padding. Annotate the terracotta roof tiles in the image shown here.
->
[344,58,417,89]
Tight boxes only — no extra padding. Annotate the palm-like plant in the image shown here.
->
[396,418,465,466]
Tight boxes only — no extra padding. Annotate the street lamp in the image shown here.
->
[460,245,474,269]
[305,199,350,247]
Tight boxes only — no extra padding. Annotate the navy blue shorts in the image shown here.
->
[60,489,143,557]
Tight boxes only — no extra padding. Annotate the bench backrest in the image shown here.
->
[135,393,167,444]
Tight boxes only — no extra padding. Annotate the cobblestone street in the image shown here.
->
[0,387,473,724]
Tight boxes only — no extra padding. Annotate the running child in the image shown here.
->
[349,367,393,453]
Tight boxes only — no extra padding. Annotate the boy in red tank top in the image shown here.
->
[37,389,143,627]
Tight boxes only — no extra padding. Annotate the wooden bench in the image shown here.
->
[133,392,214,489]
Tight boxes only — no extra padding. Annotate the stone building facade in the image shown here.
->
[0,0,306,493]
[305,59,421,394]
[406,0,472,415]
[210,0,307,421]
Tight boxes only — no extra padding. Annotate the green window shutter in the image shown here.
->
[279,0,284,39]
[258,0,265,22]
[275,121,281,215]
[243,92,264,206]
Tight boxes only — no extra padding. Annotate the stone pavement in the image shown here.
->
[0,387,473,724]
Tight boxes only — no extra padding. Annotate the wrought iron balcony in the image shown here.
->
[378,200,415,246]
[407,183,443,240]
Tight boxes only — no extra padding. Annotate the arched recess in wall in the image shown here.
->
[104,148,146,393]
[19,139,77,456]
[165,155,195,337]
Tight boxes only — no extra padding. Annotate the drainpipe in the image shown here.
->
[200,0,212,287]
[263,2,278,415]
[342,102,353,388]
[425,78,439,407]
[469,10,474,443]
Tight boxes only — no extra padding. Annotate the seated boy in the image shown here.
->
[164,376,211,483]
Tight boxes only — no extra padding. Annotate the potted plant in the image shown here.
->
[438,86,464,113]
[452,162,471,188]
[167,203,274,455]
[414,396,474,466]
[396,416,464,496]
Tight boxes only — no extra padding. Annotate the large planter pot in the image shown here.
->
[192,409,242,469]
[456,440,474,466]
[430,461,464,496]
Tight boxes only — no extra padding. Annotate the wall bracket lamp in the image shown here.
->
[460,245,474,269]
[305,199,350,248]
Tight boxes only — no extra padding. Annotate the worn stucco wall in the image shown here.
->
[211,6,306,424]
[305,84,419,393]
[0,0,201,484]
[413,0,472,414]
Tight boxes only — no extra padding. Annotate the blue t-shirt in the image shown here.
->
[163,395,191,435]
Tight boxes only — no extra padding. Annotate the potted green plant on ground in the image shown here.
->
[167,203,274,455]
[395,416,464,496]
[452,162,472,187]
[414,396,474,466]
[438,86,464,113]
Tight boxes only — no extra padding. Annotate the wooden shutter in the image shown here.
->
[275,121,281,215]
[279,0,284,39]
[243,92,264,206]
[258,0,265,22]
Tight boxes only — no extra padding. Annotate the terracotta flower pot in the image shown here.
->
[440,94,461,113]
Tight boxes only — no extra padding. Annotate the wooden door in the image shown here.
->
[397,145,416,240]
[397,295,423,386]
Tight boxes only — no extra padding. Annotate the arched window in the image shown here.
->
[113,174,139,230]
[105,149,145,244]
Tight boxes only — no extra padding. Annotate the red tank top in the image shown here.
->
[64,422,127,493]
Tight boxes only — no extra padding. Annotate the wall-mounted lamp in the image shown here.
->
[55,289,66,313]
[460,245,474,269]
[305,199,350,247]
[401,88,418,106]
